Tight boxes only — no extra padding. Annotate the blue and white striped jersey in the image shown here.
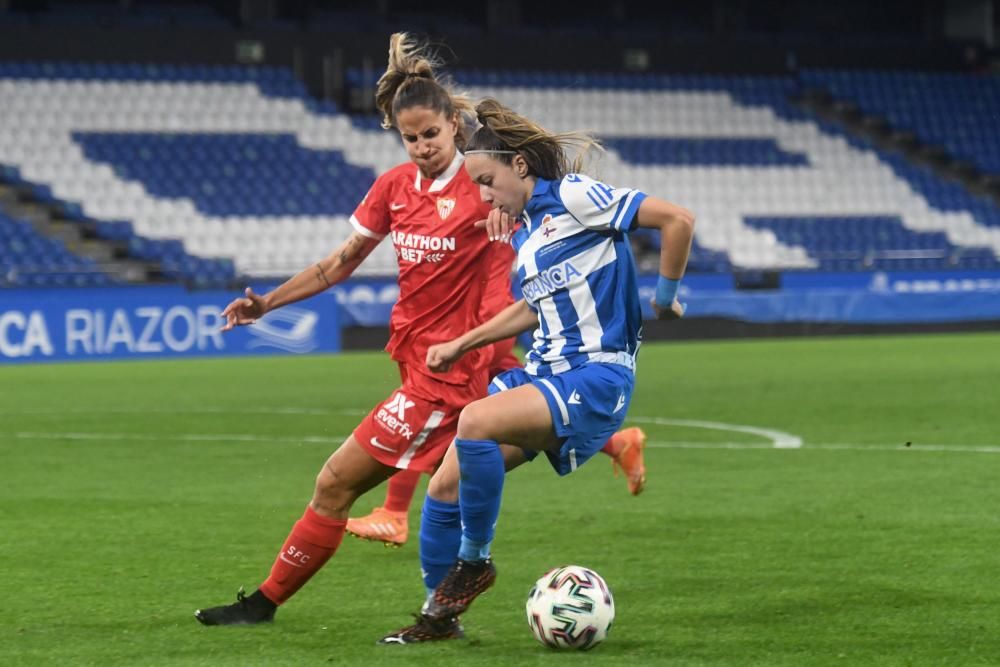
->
[512,173,647,377]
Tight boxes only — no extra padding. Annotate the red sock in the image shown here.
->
[384,469,422,513]
[601,433,621,457]
[259,506,346,605]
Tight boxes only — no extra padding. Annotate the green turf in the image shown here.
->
[2,332,1000,666]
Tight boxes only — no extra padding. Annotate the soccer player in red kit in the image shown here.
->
[194,32,503,626]
[344,239,516,546]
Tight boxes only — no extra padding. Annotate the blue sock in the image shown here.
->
[455,438,505,562]
[419,495,462,595]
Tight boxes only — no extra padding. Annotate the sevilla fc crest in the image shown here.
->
[436,197,456,220]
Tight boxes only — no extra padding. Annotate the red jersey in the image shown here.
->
[350,153,495,397]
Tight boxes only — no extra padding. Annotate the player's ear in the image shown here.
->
[513,154,528,179]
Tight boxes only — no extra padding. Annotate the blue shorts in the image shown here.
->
[488,363,635,476]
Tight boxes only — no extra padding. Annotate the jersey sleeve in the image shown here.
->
[349,174,392,240]
[559,173,647,233]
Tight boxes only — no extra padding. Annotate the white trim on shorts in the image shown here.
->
[536,378,570,426]
[397,410,446,469]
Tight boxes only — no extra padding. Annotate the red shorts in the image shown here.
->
[353,363,486,473]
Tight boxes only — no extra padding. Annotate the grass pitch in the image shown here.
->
[2,332,1000,666]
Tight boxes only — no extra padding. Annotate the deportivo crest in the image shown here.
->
[541,214,556,238]
[436,197,456,220]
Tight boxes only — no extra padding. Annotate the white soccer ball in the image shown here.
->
[525,565,615,650]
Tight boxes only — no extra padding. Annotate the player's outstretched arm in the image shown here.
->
[220,231,380,331]
[427,299,536,373]
[634,197,695,320]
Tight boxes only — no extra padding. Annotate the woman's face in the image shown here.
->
[396,106,459,180]
[465,153,534,217]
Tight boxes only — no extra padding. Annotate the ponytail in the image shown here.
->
[374,33,475,147]
[466,98,602,180]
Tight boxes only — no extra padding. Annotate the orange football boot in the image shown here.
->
[346,506,408,548]
[609,427,647,496]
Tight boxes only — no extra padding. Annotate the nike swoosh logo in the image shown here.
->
[370,437,395,452]
[279,553,304,568]
[390,203,406,211]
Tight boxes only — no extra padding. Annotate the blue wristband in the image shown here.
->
[655,276,680,307]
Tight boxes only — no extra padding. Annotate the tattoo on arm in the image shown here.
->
[315,262,332,287]
[338,234,374,265]
[338,236,360,264]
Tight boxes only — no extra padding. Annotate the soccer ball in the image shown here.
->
[525,565,615,650]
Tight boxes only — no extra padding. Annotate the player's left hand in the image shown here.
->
[652,298,685,321]
[427,339,464,373]
[474,207,515,243]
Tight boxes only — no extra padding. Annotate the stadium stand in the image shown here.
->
[799,70,1000,176]
[452,70,1000,271]
[0,62,401,282]
[1,62,998,287]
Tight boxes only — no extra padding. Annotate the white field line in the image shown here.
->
[626,416,803,448]
[1,409,800,446]
[6,431,1000,454]
[4,408,997,453]
[645,440,1000,454]
[0,407,337,416]
[9,431,349,444]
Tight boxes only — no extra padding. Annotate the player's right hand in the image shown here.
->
[474,207,514,243]
[652,298,685,321]
[220,287,267,331]
[426,339,464,373]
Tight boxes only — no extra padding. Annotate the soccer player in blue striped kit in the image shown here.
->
[380,98,694,643]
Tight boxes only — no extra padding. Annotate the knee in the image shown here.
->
[427,466,459,503]
[456,402,492,441]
